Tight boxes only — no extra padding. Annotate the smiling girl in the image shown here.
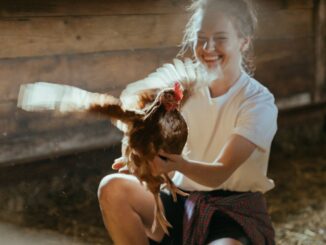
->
[98,0,277,244]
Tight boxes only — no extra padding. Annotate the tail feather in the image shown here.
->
[151,194,172,235]
[163,174,189,202]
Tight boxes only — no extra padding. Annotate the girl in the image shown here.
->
[98,0,277,244]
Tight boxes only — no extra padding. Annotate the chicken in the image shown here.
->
[88,83,188,233]
[111,58,218,170]
[18,81,188,234]
[17,58,218,233]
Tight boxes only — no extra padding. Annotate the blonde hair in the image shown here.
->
[178,0,258,75]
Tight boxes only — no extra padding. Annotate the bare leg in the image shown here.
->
[207,238,244,245]
[98,173,165,245]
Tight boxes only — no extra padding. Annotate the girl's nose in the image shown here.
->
[203,37,215,52]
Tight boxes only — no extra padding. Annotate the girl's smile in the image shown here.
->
[202,54,223,68]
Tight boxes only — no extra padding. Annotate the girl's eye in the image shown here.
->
[215,37,227,41]
[197,37,207,43]
[196,36,227,46]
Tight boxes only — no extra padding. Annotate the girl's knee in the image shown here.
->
[207,238,244,245]
[97,173,137,204]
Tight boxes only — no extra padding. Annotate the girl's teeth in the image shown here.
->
[205,57,218,61]
[204,56,222,61]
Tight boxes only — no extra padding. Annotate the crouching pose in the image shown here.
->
[98,0,277,244]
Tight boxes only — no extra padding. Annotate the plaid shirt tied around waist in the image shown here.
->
[183,191,275,245]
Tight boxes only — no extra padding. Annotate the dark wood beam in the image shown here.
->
[314,0,326,102]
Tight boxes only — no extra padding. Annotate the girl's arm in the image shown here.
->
[151,134,256,188]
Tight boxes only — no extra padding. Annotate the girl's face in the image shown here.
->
[194,11,248,74]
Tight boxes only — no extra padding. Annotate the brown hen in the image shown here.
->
[89,83,188,233]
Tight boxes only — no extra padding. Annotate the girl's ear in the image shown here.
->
[240,37,251,53]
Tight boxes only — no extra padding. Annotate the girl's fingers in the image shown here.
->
[158,154,168,161]
[118,165,130,174]
[158,150,176,160]
[150,157,161,176]
[158,151,180,162]
[112,162,125,170]
[158,149,168,156]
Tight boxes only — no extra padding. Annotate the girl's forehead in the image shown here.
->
[199,12,236,35]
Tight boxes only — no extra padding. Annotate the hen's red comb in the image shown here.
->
[174,82,183,101]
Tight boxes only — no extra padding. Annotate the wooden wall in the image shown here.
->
[0,0,324,165]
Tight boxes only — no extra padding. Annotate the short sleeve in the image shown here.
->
[233,92,278,152]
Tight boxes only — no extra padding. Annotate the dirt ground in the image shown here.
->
[0,143,325,245]
[266,145,326,245]
[0,222,87,245]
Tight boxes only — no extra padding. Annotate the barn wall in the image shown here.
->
[0,0,323,165]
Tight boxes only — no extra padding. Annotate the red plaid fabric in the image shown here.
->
[183,191,275,245]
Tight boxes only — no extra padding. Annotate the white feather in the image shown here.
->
[119,58,219,110]
[17,82,104,112]
[173,59,189,82]
[155,67,176,84]
[183,58,197,82]
[162,63,182,82]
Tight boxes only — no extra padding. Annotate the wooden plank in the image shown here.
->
[256,9,313,39]
[0,47,178,101]
[0,101,18,137]
[284,0,314,9]
[13,110,109,134]
[255,37,314,63]
[0,0,188,17]
[276,92,312,109]
[13,91,131,136]
[1,90,122,140]
[0,122,123,166]
[0,14,188,59]
[314,0,326,102]
[277,100,326,126]
[256,0,313,11]
[0,0,313,18]
[256,60,313,98]
[0,101,15,116]
[255,37,314,98]
[0,8,312,59]
[0,119,17,137]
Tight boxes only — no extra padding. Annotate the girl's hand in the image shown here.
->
[151,150,186,176]
[112,158,130,174]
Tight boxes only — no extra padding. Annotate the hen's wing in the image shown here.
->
[119,58,218,111]
[18,82,93,112]
[88,98,142,124]
[17,82,142,124]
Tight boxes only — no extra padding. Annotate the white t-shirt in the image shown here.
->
[172,72,278,193]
